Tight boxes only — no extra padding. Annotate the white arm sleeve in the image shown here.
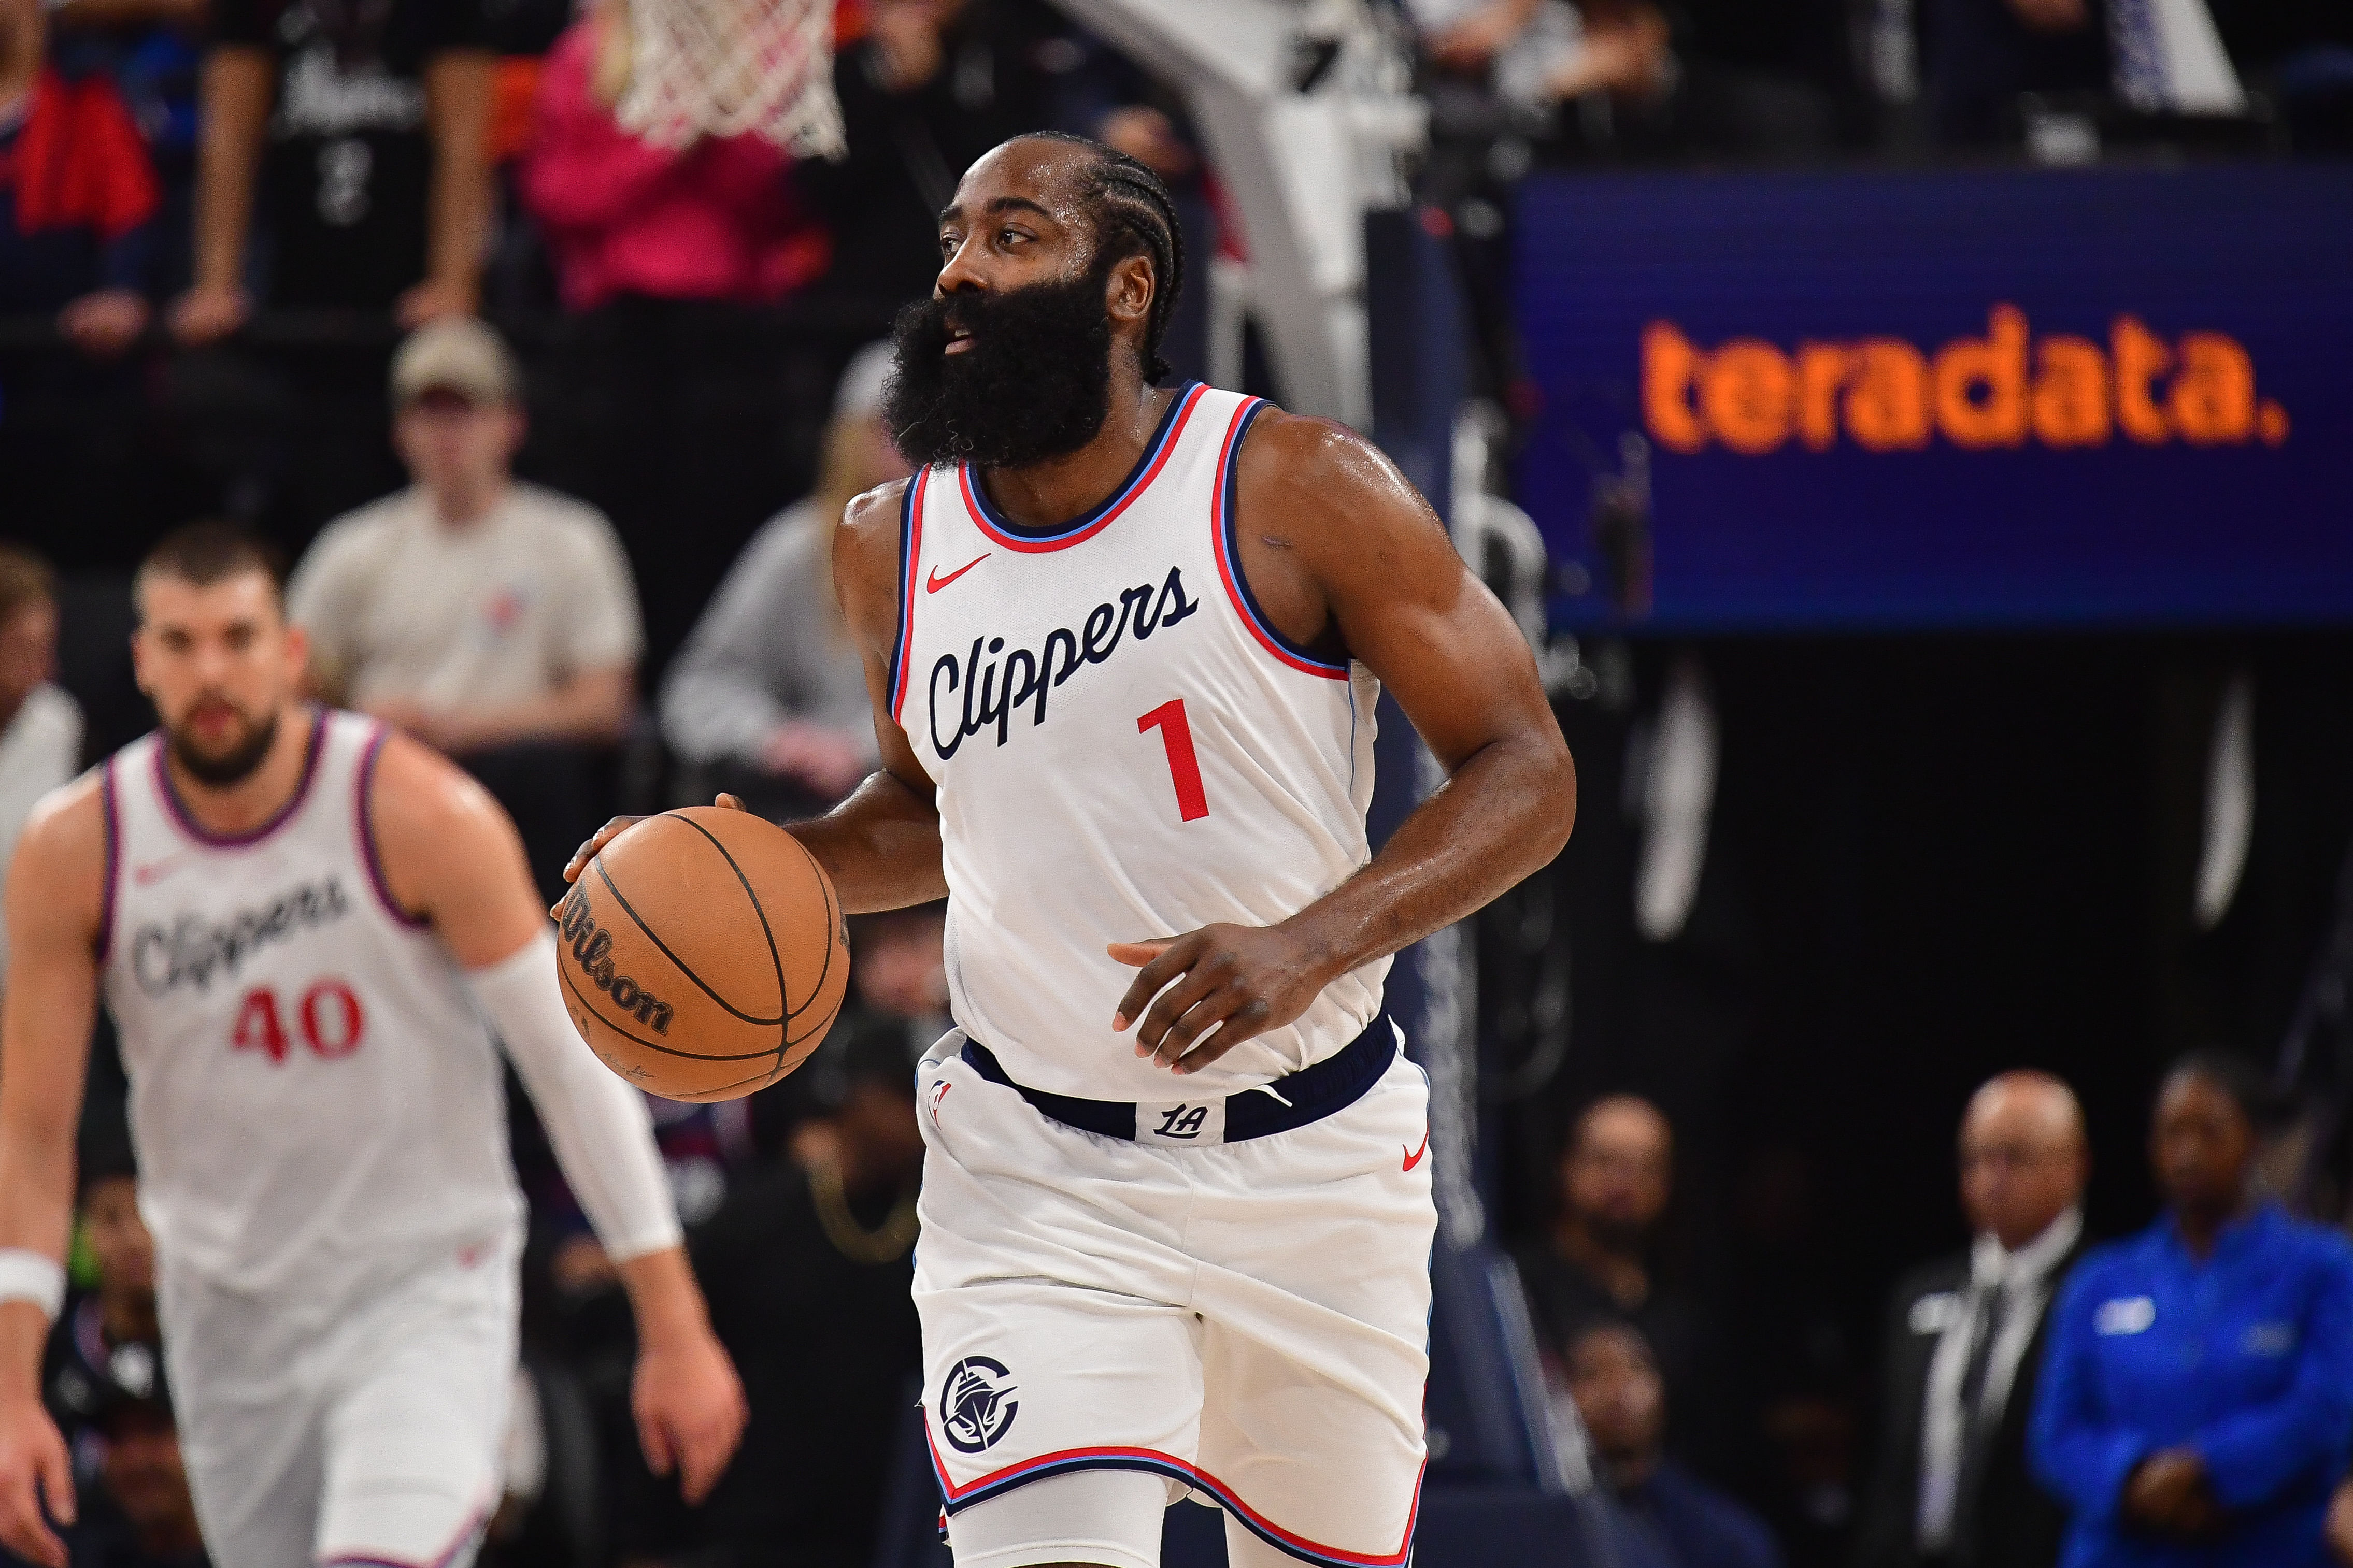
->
[470,931,682,1262]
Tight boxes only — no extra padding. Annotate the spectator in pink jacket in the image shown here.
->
[517,0,829,311]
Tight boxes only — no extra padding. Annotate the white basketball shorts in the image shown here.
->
[158,1231,519,1568]
[914,1026,1436,1568]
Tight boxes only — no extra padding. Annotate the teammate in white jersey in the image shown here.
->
[565,133,1576,1568]
[0,524,747,1568]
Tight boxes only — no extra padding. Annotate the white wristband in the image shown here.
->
[0,1251,65,1322]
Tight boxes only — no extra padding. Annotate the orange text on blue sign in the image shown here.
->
[1643,308,2291,455]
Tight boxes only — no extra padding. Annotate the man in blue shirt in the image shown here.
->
[2031,1053,2353,1567]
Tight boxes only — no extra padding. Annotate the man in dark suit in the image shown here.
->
[1856,1071,2092,1568]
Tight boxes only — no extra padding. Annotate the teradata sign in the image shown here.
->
[1515,164,2353,629]
[1643,310,2288,455]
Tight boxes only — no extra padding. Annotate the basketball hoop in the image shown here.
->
[617,0,847,157]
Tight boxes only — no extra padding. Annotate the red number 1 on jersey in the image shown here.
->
[1138,699,1210,823]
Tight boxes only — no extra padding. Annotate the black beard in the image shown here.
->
[882,265,1116,472]
[168,707,279,788]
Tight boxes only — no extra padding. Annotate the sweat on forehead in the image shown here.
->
[949,139,1099,221]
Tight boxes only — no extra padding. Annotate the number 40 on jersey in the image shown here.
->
[231,981,367,1063]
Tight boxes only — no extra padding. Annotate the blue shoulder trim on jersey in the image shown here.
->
[1213,399,1351,678]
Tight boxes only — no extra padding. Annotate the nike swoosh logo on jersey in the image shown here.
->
[1404,1130,1430,1172]
[926,554,990,593]
[132,854,189,886]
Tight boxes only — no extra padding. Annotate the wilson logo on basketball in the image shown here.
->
[556,885,674,1034]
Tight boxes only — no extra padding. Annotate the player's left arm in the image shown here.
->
[1113,413,1576,1072]
[369,733,748,1501]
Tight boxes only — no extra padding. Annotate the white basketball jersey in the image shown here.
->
[100,710,521,1295]
[890,383,1389,1099]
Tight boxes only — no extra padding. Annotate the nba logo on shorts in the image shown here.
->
[938,1356,1019,1452]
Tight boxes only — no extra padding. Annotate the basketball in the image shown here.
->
[552,807,850,1102]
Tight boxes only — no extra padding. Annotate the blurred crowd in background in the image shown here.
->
[5,0,2352,579]
[7,0,2353,1563]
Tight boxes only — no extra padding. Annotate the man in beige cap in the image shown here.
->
[287,318,642,888]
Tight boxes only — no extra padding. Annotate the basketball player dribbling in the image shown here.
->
[0,525,748,1568]
[564,133,1577,1568]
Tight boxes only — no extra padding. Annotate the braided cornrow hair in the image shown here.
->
[1025,131,1188,384]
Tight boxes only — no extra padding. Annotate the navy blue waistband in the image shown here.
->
[959,1013,1397,1143]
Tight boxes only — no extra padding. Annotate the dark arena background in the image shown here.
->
[4,0,2353,1563]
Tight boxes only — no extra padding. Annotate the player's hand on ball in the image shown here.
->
[632,1325,749,1505]
[554,794,752,913]
[1110,924,1332,1073]
[0,1397,74,1568]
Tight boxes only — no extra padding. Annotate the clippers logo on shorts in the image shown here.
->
[554,885,673,1033]
[131,876,353,997]
[938,1356,1019,1453]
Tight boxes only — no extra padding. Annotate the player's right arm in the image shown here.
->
[561,480,947,913]
[0,780,108,1568]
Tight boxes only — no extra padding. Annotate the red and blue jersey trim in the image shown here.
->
[1211,398,1351,681]
[926,1425,1424,1568]
[886,467,931,727]
[958,382,1208,553]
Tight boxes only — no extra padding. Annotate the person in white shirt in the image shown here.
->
[0,549,82,988]
[1857,1071,2091,1568]
[288,317,642,759]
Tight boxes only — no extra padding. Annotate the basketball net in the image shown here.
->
[617,0,847,157]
